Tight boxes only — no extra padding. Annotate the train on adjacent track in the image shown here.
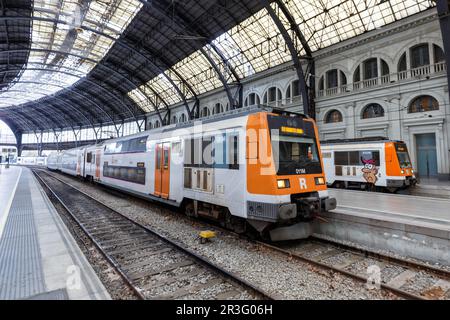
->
[47,106,336,241]
[321,137,417,193]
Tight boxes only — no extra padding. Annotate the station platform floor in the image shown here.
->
[328,188,450,230]
[0,165,110,300]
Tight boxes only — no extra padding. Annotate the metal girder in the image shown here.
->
[436,0,450,105]
[0,48,142,123]
[7,108,46,130]
[26,100,72,129]
[200,47,235,109]
[263,1,311,118]
[0,12,197,120]
[141,0,243,111]
[273,0,315,118]
[154,0,242,109]
[0,59,152,121]
[273,0,312,57]
[0,72,120,131]
[100,59,166,115]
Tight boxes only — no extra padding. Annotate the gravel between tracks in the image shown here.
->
[51,172,399,300]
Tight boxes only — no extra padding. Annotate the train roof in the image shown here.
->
[320,137,405,145]
[165,104,308,133]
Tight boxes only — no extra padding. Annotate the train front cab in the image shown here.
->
[385,141,416,191]
[246,112,336,241]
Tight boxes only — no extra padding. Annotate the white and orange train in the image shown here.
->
[320,137,417,192]
[47,106,336,241]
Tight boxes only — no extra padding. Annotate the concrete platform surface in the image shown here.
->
[319,189,450,265]
[329,189,450,228]
[0,165,110,300]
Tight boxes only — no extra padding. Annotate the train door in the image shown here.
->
[154,143,170,199]
[95,149,101,180]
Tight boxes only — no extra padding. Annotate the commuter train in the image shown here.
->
[321,137,416,192]
[47,106,336,241]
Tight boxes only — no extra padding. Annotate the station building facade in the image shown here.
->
[147,9,450,180]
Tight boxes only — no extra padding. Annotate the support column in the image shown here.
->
[359,63,364,87]
[337,70,342,93]
[377,57,382,84]
[436,0,450,103]
[429,42,435,70]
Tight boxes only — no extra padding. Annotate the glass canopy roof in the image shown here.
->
[0,0,142,108]
[129,0,434,112]
[0,0,435,114]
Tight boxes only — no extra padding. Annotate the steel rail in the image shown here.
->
[32,168,276,300]
[32,169,146,299]
[309,235,450,281]
[36,168,447,300]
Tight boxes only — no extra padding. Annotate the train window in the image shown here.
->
[335,166,343,176]
[172,142,181,154]
[92,154,96,164]
[86,152,92,163]
[156,147,162,169]
[115,142,123,153]
[360,151,380,166]
[184,137,216,167]
[334,152,348,165]
[184,168,192,188]
[184,139,193,166]
[349,151,359,165]
[130,137,147,153]
[202,137,214,167]
[228,134,239,170]
[163,148,169,169]
[322,152,331,158]
[103,165,146,184]
[213,134,226,168]
[105,143,116,154]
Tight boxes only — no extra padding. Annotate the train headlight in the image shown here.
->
[315,177,325,185]
[401,170,405,174]
[411,169,414,174]
[277,179,290,189]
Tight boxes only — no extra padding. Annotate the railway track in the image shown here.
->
[32,169,275,300]
[263,237,450,300]
[38,169,450,300]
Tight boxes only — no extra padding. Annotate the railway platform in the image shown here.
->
[317,189,450,266]
[0,165,110,300]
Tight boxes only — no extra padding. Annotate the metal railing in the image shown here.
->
[318,62,447,98]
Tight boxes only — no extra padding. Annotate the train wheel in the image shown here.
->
[184,201,196,218]
[224,211,246,234]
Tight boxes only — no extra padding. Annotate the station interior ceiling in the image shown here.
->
[0,0,436,139]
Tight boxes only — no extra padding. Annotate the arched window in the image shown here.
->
[362,103,385,119]
[263,86,282,106]
[434,44,445,63]
[318,76,324,91]
[179,113,187,123]
[353,65,360,83]
[148,122,153,129]
[172,115,178,124]
[325,110,343,123]
[154,120,161,128]
[213,103,224,114]
[408,95,439,113]
[286,80,300,100]
[201,107,211,117]
[398,53,407,72]
[411,44,429,68]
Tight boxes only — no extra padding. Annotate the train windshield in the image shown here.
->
[272,135,321,175]
[395,143,412,168]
